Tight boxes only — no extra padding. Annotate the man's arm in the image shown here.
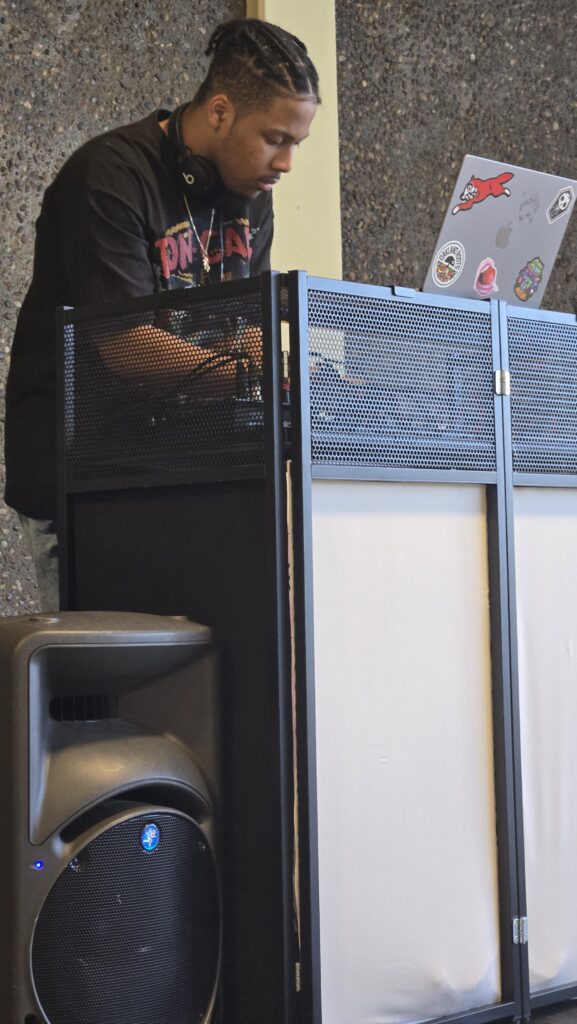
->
[96,321,256,394]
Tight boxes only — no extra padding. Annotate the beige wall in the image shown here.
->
[246,0,342,279]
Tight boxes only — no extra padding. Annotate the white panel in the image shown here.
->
[311,480,500,1024]
[514,486,577,993]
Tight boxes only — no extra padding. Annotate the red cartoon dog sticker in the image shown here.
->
[452,172,514,215]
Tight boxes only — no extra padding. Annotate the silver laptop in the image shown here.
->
[423,154,577,307]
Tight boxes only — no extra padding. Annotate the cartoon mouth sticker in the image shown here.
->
[452,172,514,215]
[474,257,499,297]
[547,186,575,224]
[432,240,465,287]
[514,257,544,301]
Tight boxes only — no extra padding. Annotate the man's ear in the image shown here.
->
[207,93,236,131]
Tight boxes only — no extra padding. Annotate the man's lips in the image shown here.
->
[256,177,280,191]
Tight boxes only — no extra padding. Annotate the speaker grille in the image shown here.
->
[32,810,219,1024]
[49,693,119,721]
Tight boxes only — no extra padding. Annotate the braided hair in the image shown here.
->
[193,18,321,111]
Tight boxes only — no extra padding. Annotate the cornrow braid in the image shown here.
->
[193,17,320,111]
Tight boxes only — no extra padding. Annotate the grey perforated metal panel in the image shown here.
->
[306,290,496,471]
[63,291,265,481]
[508,315,577,475]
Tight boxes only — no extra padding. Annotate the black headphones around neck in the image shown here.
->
[167,103,226,205]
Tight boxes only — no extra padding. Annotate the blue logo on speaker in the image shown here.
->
[140,823,160,853]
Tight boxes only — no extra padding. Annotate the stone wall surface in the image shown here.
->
[0,0,243,614]
[2,0,577,612]
[335,0,577,302]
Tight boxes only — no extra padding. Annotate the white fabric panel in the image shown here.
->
[310,480,500,1024]
[514,486,577,993]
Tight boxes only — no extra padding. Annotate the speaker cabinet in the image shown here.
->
[0,611,221,1024]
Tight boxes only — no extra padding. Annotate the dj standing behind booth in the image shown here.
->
[4,18,320,611]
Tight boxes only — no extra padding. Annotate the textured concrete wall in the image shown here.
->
[0,0,243,614]
[2,0,577,612]
[335,0,577,304]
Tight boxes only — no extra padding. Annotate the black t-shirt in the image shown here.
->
[4,110,273,519]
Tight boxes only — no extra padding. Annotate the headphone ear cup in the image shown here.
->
[178,152,219,198]
[167,104,225,203]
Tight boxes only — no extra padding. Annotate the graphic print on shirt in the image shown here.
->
[153,213,258,289]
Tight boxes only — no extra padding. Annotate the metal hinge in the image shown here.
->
[494,369,511,396]
[513,916,528,944]
[295,961,302,992]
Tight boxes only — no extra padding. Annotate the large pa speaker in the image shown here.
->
[0,611,221,1024]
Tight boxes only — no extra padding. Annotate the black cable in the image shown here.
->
[98,349,246,425]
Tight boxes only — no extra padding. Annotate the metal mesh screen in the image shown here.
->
[64,289,265,482]
[508,315,577,475]
[307,290,496,470]
[32,809,219,1024]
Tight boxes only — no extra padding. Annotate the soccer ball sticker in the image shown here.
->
[547,187,574,224]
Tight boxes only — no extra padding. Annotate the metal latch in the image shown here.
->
[513,916,528,944]
[494,370,511,396]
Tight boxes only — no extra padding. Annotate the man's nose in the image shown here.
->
[271,144,295,174]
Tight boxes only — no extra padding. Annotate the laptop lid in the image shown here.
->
[423,155,577,307]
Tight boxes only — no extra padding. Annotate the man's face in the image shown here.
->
[212,94,317,199]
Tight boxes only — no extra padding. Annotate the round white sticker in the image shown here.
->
[432,240,465,288]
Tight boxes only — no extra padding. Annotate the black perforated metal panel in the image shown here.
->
[508,315,577,475]
[64,290,265,481]
[307,290,496,471]
[32,810,220,1024]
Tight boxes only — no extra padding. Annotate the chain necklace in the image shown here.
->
[183,193,215,277]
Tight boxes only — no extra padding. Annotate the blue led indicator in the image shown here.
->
[140,823,160,853]
[32,861,45,871]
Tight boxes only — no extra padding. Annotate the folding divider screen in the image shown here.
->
[288,277,524,1024]
[507,307,577,1008]
[514,487,577,996]
[59,273,577,1024]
